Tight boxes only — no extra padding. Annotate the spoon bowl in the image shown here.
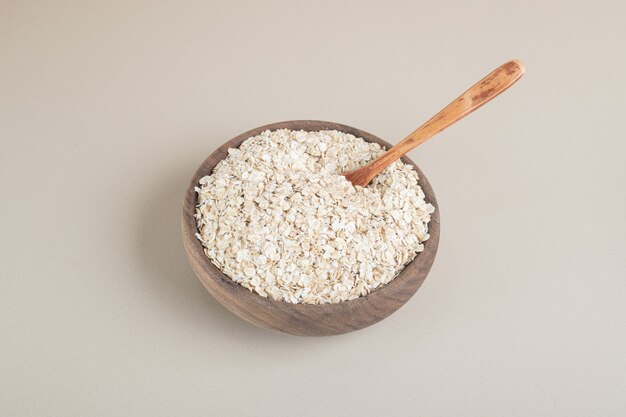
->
[182,120,440,336]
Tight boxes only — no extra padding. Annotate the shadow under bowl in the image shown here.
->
[182,120,440,336]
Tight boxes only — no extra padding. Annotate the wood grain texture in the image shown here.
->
[344,59,525,187]
[182,121,440,336]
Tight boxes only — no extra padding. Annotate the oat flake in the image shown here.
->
[195,129,434,304]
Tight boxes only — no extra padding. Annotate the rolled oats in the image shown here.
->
[195,129,434,304]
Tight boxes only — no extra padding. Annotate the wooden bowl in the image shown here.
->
[182,121,440,336]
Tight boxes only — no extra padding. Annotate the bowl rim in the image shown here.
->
[182,120,439,317]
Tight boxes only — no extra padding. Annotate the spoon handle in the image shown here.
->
[344,59,525,187]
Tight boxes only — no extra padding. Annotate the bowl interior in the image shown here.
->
[182,120,440,335]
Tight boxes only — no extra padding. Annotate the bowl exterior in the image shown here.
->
[182,121,440,336]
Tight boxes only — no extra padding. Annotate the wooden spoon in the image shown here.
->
[344,59,525,187]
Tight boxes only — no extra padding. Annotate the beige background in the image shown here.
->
[2,1,625,416]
